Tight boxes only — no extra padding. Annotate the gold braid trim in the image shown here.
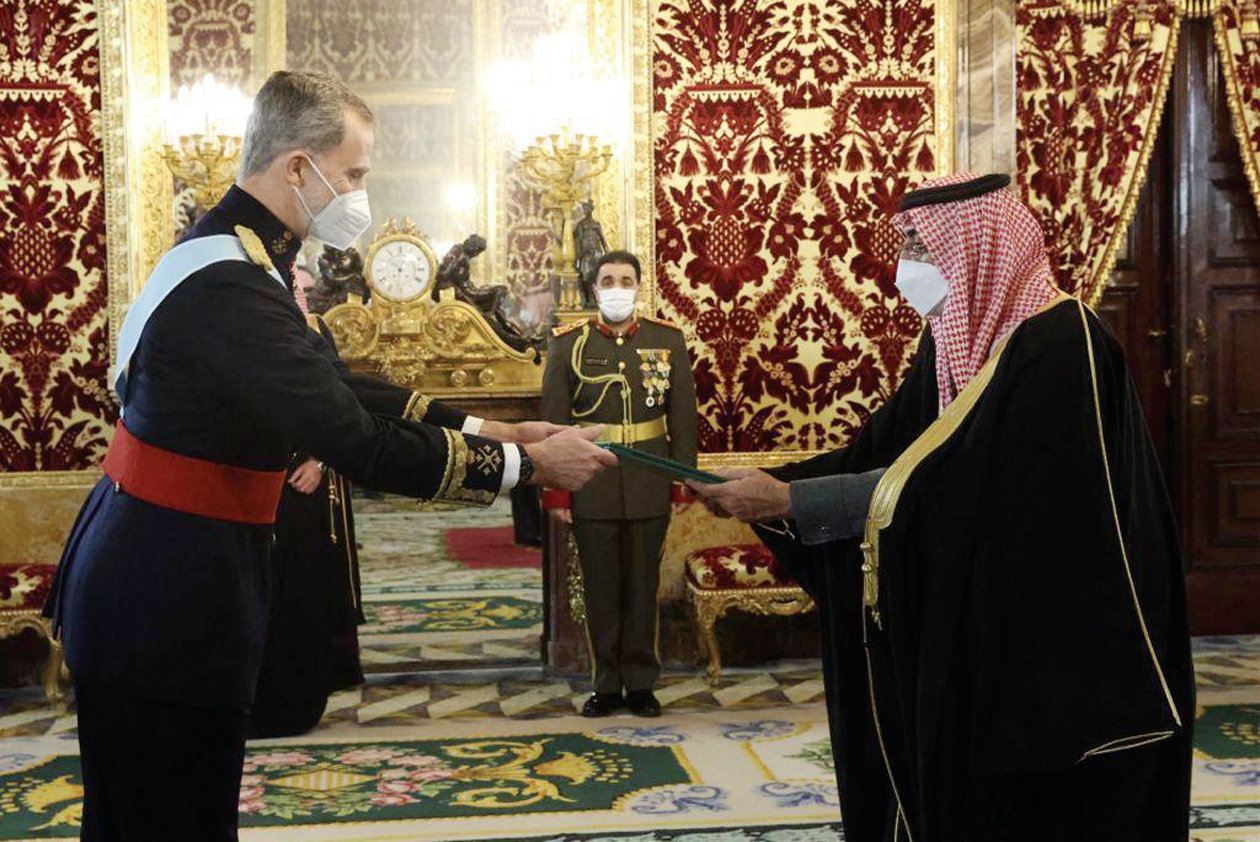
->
[233,225,276,273]
[430,428,496,506]
[570,325,632,429]
[435,428,459,499]
[1074,299,1182,732]
[404,392,434,422]
[1215,3,1260,223]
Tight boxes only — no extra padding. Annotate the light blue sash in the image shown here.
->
[114,235,285,405]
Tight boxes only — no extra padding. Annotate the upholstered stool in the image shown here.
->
[0,565,63,702]
[684,543,815,684]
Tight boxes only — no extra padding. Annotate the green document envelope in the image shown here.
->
[598,443,727,484]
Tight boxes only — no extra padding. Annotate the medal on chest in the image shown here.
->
[637,348,671,408]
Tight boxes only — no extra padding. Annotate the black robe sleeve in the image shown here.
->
[197,278,502,504]
[755,330,939,595]
[307,318,472,429]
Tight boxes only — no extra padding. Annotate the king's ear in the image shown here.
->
[283,152,307,186]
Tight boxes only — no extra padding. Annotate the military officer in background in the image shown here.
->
[541,251,698,718]
[44,70,615,841]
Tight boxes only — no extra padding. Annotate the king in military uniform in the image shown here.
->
[43,71,614,841]
[541,250,698,718]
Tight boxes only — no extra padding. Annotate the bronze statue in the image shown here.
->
[434,234,539,355]
[572,200,608,309]
[308,245,369,314]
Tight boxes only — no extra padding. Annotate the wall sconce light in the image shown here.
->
[162,74,253,210]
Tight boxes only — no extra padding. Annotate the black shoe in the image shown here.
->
[625,689,661,718]
[581,692,624,718]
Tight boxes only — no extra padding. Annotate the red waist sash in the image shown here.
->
[102,422,286,524]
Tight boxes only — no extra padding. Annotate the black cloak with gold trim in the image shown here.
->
[757,298,1194,841]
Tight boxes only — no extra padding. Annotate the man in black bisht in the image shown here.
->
[690,173,1194,841]
[44,70,616,840]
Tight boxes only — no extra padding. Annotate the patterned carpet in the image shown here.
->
[354,496,543,671]
[0,637,1255,839]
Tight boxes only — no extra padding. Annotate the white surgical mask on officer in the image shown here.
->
[895,230,948,318]
[595,260,640,325]
[293,154,372,250]
[598,287,637,324]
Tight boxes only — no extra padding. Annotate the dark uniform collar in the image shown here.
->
[203,185,303,287]
[593,314,641,339]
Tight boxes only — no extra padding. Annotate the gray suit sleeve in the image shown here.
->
[789,468,888,546]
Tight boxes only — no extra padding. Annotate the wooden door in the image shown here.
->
[1097,107,1175,473]
[1175,20,1260,634]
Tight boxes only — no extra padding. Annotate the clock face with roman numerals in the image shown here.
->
[365,235,437,304]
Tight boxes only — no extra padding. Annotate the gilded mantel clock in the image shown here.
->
[364,229,437,304]
[322,218,541,398]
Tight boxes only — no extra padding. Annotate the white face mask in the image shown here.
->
[293,155,372,250]
[895,259,949,318]
[597,286,638,324]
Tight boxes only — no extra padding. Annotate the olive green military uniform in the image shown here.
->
[541,315,698,694]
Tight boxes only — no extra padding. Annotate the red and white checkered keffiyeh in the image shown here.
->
[892,171,1060,410]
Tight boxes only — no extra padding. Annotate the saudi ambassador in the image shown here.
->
[690,172,1194,841]
[43,70,616,840]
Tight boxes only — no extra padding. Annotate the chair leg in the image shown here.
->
[43,636,64,706]
[691,594,725,686]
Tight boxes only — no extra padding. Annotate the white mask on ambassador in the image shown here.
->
[294,155,372,251]
[597,287,638,324]
[895,259,949,318]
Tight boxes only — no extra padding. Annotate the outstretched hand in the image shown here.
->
[687,468,792,524]
[525,425,618,491]
[481,420,571,444]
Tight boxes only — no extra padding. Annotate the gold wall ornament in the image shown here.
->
[323,222,543,399]
[519,129,614,314]
[163,134,242,209]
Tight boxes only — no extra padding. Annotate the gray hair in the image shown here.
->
[239,71,373,177]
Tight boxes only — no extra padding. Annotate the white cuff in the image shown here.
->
[499,444,521,492]
[461,415,485,435]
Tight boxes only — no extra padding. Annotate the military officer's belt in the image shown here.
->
[103,421,287,524]
[579,417,668,445]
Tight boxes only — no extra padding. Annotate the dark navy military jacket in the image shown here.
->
[45,187,503,707]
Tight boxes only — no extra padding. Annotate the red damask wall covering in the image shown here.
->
[652,0,942,453]
[168,0,255,91]
[0,0,114,472]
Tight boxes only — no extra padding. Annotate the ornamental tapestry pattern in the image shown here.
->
[0,0,114,472]
[168,0,255,91]
[1015,0,1180,305]
[1215,0,1260,219]
[652,0,943,453]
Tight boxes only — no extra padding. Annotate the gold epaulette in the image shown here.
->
[304,314,321,331]
[551,320,588,338]
[641,315,682,331]
[234,225,276,273]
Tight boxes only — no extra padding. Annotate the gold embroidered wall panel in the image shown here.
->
[0,0,115,473]
[1014,0,1181,306]
[650,0,950,454]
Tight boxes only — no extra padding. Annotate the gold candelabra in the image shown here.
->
[163,133,242,210]
[518,129,613,313]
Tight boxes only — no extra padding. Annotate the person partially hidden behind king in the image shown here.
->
[42,70,617,841]
[541,251,699,718]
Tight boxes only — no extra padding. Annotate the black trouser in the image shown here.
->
[572,515,669,694]
[76,683,247,841]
